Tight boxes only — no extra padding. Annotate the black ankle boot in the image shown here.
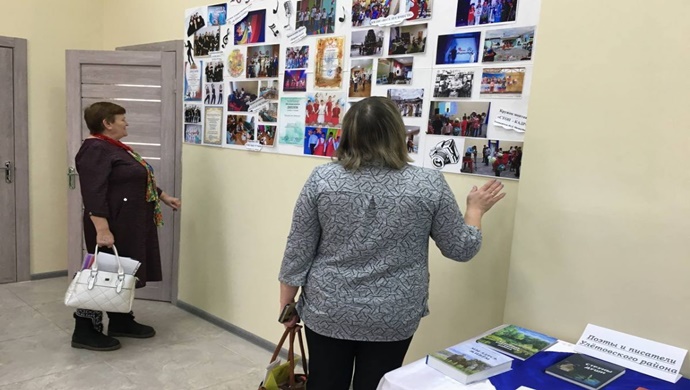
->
[107,311,156,338]
[71,313,121,351]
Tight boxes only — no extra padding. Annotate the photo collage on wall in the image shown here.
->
[183,0,538,180]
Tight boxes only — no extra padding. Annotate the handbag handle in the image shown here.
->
[92,245,124,276]
[268,326,308,386]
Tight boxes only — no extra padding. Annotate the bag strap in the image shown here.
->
[268,326,308,386]
[92,245,124,276]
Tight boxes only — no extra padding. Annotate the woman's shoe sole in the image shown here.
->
[71,341,121,351]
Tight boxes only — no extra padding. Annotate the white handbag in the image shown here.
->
[64,245,137,313]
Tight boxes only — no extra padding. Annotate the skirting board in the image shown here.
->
[31,270,68,280]
[176,300,294,361]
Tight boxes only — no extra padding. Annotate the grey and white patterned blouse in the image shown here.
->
[279,163,482,342]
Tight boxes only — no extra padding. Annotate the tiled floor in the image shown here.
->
[0,277,274,389]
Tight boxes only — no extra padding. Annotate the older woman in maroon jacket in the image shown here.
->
[72,102,181,351]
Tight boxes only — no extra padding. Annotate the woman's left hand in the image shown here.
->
[161,194,181,211]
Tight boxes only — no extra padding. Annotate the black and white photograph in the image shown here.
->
[204,59,224,82]
[184,104,202,123]
[228,81,259,112]
[387,89,424,117]
[350,28,384,57]
[186,8,206,37]
[376,57,413,85]
[203,82,224,105]
[349,59,373,98]
[259,80,280,100]
[388,24,427,55]
[433,69,474,98]
[246,44,280,78]
[194,25,221,56]
[483,26,535,62]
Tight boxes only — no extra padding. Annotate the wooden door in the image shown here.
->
[66,50,176,301]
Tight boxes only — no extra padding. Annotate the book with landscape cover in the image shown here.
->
[476,324,558,360]
[545,353,626,390]
[426,341,513,384]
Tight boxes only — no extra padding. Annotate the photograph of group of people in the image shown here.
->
[283,70,307,92]
[349,59,373,98]
[462,138,523,178]
[208,3,227,26]
[259,80,279,100]
[428,101,491,138]
[257,125,277,146]
[295,0,336,35]
[234,9,266,44]
[205,60,223,82]
[305,93,344,127]
[258,102,278,123]
[246,45,279,78]
[285,46,309,69]
[406,0,432,20]
[479,67,525,97]
[194,26,221,56]
[388,24,427,55]
[483,26,535,62]
[433,69,474,98]
[186,10,206,37]
[226,114,255,145]
[184,104,202,123]
[184,124,202,144]
[455,0,518,27]
[227,81,259,112]
[436,32,481,65]
[351,0,399,27]
[387,89,424,117]
[203,83,224,105]
[350,28,384,57]
[303,127,341,157]
[376,57,413,85]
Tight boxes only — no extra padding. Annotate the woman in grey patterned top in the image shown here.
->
[278,97,505,390]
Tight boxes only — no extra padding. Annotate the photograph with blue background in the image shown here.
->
[436,32,481,65]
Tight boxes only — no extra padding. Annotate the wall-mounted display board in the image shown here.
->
[184,0,539,180]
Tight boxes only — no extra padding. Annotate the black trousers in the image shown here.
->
[305,326,413,390]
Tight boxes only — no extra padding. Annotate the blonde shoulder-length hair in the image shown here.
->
[336,97,412,170]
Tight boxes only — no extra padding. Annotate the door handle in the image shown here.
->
[3,161,11,183]
[68,167,78,189]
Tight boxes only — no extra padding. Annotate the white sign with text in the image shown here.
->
[493,108,527,133]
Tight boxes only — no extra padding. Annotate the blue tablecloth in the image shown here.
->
[491,351,690,390]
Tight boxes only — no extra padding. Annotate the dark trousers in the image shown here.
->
[305,326,413,390]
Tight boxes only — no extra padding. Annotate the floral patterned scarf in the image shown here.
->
[92,134,163,226]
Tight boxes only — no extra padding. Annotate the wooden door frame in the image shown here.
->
[0,36,29,282]
[116,40,183,304]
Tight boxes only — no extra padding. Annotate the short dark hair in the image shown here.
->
[336,97,412,171]
[83,102,126,134]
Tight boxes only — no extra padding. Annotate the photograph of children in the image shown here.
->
[186,8,206,37]
[184,61,202,101]
[284,70,307,92]
[405,0,432,20]
[352,0,400,27]
[258,102,278,123]
[257,125,277,146]
[228,81,259,112]
[315,36,345,90]
[296,0,335,36]
[376,57,413,85]
[234,9,266,45]
[428,101,491,138]
[349,59,373,98]
[304,127,341,157]
[184,104,202,123]
[203,82,224,105]
[246,45,279,78]
[483,26,535,62]
[464,138,523,178]
[388,24,427,55]
[350,28,384,57]
[259,80,280,100]
[480,67,525,97]
[405,125,421,154]
[436,32,481,65]
[194,25,221,56]
[208,3,227,26]
[455,0,518,28]
[204,59,224,83]
[226,115,256,145]
[432,69,474,98]
[184,124,202,144]
[387,89,424,117]
[285,46,309,69]
[305,93,345,127]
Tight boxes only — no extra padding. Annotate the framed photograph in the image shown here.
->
[296,0,336,35]
[387,89,424,117]
[388,24,428,55]
[376,57,413,85]
[479,67,525,98]
[483,26,535,62]
[284,70,308,92]
[436,32,481,65]
[234,9,266,44]
[428,101,491,138]
[351,28,385,57]
[228,81,259,112]
[349,59,374,98]
[246,44,279,78]
[432,69,474,98]
[455,0,518,28]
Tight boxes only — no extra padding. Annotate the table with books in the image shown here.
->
[377,325,690,390]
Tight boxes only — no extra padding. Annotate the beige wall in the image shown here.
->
[0,0,104,273]
[504,0,690,376]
